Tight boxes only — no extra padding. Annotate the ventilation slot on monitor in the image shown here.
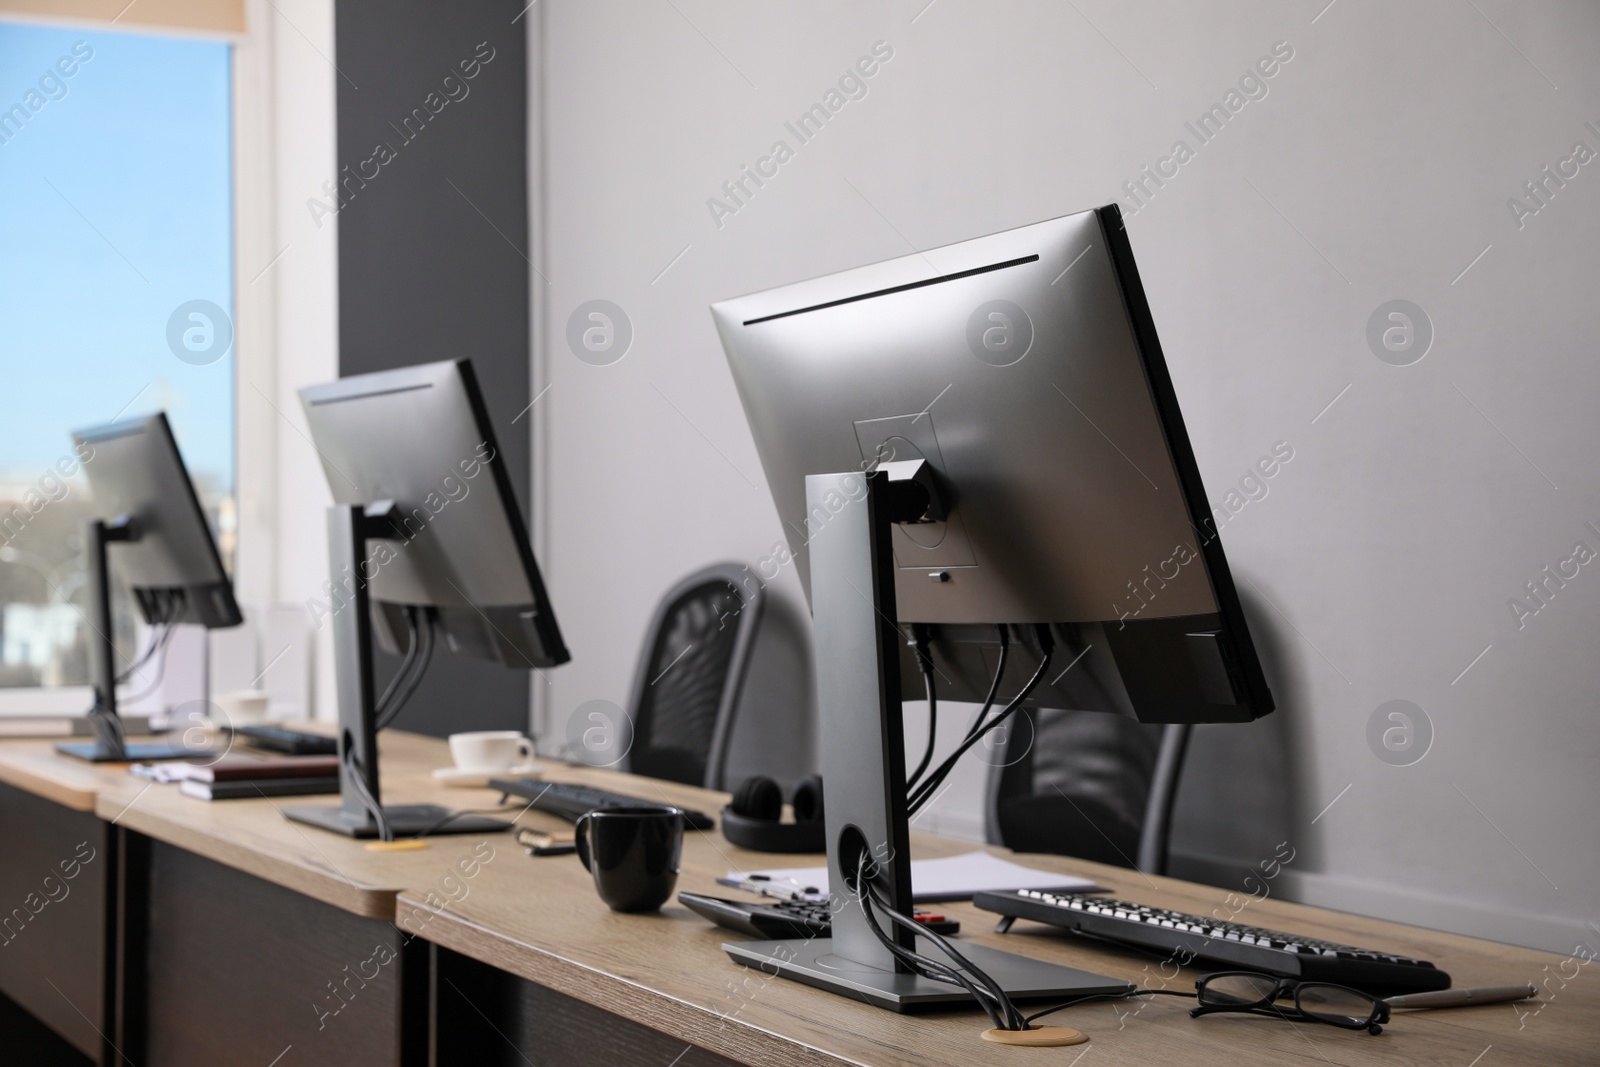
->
[743,254,1040,326]
[307,382,434,406]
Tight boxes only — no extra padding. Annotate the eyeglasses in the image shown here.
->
[1190,972,1390,1035]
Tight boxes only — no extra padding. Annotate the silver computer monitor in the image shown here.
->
[284,359,566,839]
[714,205,1272,725]
[298,358,567,669]
[57,412,241,762]
[73,412,240,629]
[707,205,1274,1010]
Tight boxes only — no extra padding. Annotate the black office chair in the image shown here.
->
[622,562,764,790]
[984,707,1192,876]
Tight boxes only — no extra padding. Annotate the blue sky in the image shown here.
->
[0,23,233,491]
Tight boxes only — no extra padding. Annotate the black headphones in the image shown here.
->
[720,774,825,853]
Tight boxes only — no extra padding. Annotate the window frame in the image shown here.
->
[0,8,274,715]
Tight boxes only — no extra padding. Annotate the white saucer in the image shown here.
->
[431,764,541,788]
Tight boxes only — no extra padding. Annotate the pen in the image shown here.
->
[716,875,825,902]
[1384,984,1538,1009]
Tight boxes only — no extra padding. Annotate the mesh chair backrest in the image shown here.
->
[627,566,759,788]
[988,707,1166,869]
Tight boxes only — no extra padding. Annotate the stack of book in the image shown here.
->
[131,755,341,800]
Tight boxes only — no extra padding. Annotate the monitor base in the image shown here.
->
[722,936,1132,1013]
[56,741,222,763]
[281,802,510,839]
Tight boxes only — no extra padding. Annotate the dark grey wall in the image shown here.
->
[335,0,532,737]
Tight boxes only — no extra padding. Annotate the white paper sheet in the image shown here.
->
[726,849,1102,903]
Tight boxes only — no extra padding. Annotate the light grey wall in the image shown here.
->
[528,0,1600,954]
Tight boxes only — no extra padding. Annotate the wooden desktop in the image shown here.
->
[0,728,1591,1066]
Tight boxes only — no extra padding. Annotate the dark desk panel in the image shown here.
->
[433,947,739,1067]
[138,839,426,1067]
[0,987,93,1066]
[0,779,110,1062]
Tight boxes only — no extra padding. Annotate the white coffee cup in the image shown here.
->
[214,689,272,726]
[448,731,534,773]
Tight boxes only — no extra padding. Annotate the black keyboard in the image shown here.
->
[975,890,1450,996]
[679,892,960,938]
[490,778,715,832]
[232,725,339,756]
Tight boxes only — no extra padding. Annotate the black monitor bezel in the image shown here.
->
[1095,204,1274,720]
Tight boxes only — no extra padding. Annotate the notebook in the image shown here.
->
[131,755,339,784]
[179,776,340,801]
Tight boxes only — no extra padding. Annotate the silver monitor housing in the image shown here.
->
[715,206,1272,726]
[299,358,566,669]
[710,205,1271,1010]
[285,359,566,838]
[58,412,242,762]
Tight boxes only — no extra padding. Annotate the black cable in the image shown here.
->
[88,702,125,749]
[906,627,938,791]
[960,625,1010,744]
[116,624,174,689]
[1025,988,1196,1026]
[116,626,163,683]
[377,610,434,731]
[380,609,433,723]
[116,591,182,684]
[119,600,185,705]
[852,852,1011,1030]
[907,669,1039,817]
[378,613,432,728]
[851,846,1025,1031]
[343,745,393,841]
[347,606,433,840]
[909,626,1052,816]
[859,865,1023,1031]
[373,606,421,720]
[118,641,174,706]
[863,901,1004,1028]
[867,877,1026,1031]
[907,625,1007,803]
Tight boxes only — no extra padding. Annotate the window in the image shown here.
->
[0,23,233,693]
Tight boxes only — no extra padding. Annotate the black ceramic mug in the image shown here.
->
[573,806,683,912]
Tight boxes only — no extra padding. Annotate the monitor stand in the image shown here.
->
[57,740,222,763]
[282,503,510,839]
[722,467,1130,1012]
[723,936,1132,1013]
[56,516,223,765]
[280,803,510,839]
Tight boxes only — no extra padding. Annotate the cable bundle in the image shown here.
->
[376,606,434,730]
[853,850,1028,1031]
[882,624,1060,1030]
[341,742,393,841]
[907,624,1054,817]
[343,605,436,841]
[98,589,188,713]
